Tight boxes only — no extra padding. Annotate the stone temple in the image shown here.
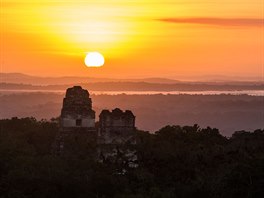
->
[60,86,96,132]
[57,86,137,167]
[98,108,137,167]
[98,108,136,144]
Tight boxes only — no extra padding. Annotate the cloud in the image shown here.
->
[158,17,263,27]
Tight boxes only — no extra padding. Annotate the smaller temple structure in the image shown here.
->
[98,108,137,168]
[98,108,136,144]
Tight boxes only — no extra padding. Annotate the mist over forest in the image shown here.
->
[1,73,263,136]
[1,73,263,92]
[0,92,263,136]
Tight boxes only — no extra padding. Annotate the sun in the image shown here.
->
[84,52,105,67]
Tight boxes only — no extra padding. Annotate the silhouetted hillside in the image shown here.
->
[1,73,262,86]
[0,73,181,85]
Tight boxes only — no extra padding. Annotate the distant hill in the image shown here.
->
[1,72,262,86]
[0,73,181,85]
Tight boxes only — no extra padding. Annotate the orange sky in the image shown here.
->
[1,0,263,79]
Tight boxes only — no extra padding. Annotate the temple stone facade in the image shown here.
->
[60,86,95,131]
[57,86,137,167]
[98,109,137,168]
[98,108,136,144]
[55,86,96,154]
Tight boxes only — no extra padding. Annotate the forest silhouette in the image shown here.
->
[0,117,263,197]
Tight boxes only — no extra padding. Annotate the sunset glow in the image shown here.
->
[1,0,263,79]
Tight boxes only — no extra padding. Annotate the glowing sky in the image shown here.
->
[1,0,263,79]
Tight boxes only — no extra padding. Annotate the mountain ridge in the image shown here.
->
[0,72,181,85]
[0,72,262,86]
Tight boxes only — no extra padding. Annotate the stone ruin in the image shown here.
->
[57,86,137,168]
[55,86,96,153]
[98,108,136,144]
[60,86,95,131]
[98,108,137,168]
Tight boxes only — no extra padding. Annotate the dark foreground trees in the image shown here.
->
[0,118,263,198]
